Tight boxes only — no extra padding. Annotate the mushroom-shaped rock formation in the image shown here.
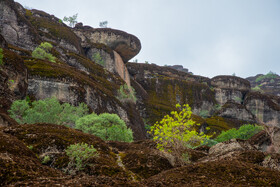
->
[74,26,141,62]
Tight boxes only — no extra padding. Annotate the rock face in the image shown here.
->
[244,92,280,127]
[0,0,40,50]
[247,73,280,97]
[25,58,146,140]
[0,34,8,48]
[211,75,251,106]
[217,101,256,122]
[0,49,28,110]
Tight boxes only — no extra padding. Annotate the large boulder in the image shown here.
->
[74,25,141,62]
[244,92,280,127]
[211,76,251,106]
[217,101,256,122]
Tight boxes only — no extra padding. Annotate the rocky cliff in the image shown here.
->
[1,0,280,186]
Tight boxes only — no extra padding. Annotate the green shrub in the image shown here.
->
[215,124,262,143]
[8,97,88,127]
[92,52,105,67]
[199,110,209,118]
[32,42,56,62]
[256,71,278,82]
[63,13,78,27]
[117,84,137,103]
[75,113,133,142]
[201,138,219,147]
[149,104,211,153]
[42,155,51,164]
[251,85,262,92]
[0,48,3,66]
[65,143,98,172]
[233,96,242,103]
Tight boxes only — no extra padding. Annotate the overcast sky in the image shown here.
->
[16,0,280,78]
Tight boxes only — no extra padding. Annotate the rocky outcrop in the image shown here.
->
[0,34,8,48]
[24,58,146,140]
[0,49,28,110]
[211,76,250,105]
[74,25,141,62]
[0,0,40,50]
[217,101,256,122]
[244,92,280,127]
[247,73,280,97]
[167,65,189,73]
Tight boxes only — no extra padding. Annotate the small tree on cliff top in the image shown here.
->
[149,104,211,153]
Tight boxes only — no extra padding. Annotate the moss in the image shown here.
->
[25,9,82,53]
[23,57,120,102]
[245,91,280,111]
[7,44,32,57]
[90,43,114,59]
[144,159,280,186]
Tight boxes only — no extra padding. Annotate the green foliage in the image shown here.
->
[63,13,78,27]
[201,138,219,147]
[215,124,263,143]
[199,110,209,118]
[117,84,137,103]
[251,85,262,92]
[92,52,105,67]
[214,104,221,111]
[42,155,51,164]
[27,145,33,150]
[256,71,278,82]
[99,21,108,28]
[182,152,190,163]
[149,104,211,153]
[75,113,133,142]
[0,48,4,66]
[32,42,56,62]
[270,79,275,83]
[65,143,98,172]
[233,96,242,103]
[59,19,63,24]
[8,97,88,127]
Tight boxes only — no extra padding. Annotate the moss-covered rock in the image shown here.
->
[0,130,61,185]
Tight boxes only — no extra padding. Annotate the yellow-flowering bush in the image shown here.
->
[149,104,211,153]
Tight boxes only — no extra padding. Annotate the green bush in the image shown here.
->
[149,104,211,153]
[8,97,88,127]
[251,85,262,92]
[215,124,262,143]
[65,143,98,172]
[0,48,3,66]
[117,84,137,103]
[32,42,56,62]
[63,13,78,27]
[75,113,133,142]
[256,71,278,82]
[92,52,105,67]
[199,110,209,118]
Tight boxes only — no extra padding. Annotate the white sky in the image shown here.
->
[16,0,280,78]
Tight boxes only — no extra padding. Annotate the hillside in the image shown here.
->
[0,0,280,186]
